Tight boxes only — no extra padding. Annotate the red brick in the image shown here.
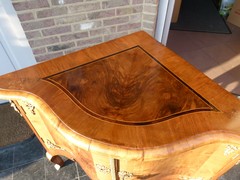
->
[143,21,155,29]
[73,21,102,31]
[87,9,115,19]
[60,32,89,41]
[104,32,128,41]
[55,14,86,25]
[32,47,46,55]
[132,0,144,4]
[69,2,101,13]
[117,22,141,32]
[25,31,42,39]
[47,42,75,52]
[51,0,83,5]
[143,5,158,14]
[144,0,158,4]
[116,5,143,15]
[77,37,102,47]
[17,12,34,22]
[37,7,68,18]
[13,0,49,11]
[102,0,130,9]
[35,52,64,62]
[90,27,116,36]
[103,16,129,26]
[130,14,142,22]
[42,26,71,36]
[143,14,156,22]
[22,19,55,31]
[29,37,59,48]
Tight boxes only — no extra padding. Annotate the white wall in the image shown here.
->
[0,0,36,104]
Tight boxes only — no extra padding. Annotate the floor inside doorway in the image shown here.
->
[167,23,240,96]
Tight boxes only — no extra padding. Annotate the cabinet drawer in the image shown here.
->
[115,143,240,180]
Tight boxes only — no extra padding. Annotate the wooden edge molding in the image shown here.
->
[1,89,240,160]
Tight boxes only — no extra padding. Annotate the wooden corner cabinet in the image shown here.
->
[0,31,240,180]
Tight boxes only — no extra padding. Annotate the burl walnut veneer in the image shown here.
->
[0,31,240,180]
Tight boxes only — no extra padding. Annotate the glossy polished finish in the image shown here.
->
[46,46,216,125]
[0,31,240,180]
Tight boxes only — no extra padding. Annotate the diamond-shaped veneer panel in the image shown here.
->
[46,46,215,125]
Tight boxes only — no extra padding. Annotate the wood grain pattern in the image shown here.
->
[0,31,240,179]
[46,46,217,125]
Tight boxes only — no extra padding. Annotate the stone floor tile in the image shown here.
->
[167,24,240,95]
[219,163,240,180]
[13,136,44,167]
[0,168,13,180]
[75,162,86,177]
[0,148,13,172]
[79,175,91,180]
[13,158,45,180]
[44,157,78,180]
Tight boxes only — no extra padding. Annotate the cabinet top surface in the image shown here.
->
[0,31,240,151]
[45,46,216,125]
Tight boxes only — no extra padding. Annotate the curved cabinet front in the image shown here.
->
[0,31,240,180]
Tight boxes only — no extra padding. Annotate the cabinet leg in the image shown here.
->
[46,152,65,170]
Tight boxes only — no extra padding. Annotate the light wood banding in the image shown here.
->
[0,31,240,179]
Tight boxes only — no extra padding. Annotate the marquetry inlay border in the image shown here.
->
[44,46,219,126]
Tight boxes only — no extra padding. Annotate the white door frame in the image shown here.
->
[0,1,36,104]
[155,0,175,46]
[0,1,36,70]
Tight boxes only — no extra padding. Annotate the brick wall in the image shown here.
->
[12,0,159,62]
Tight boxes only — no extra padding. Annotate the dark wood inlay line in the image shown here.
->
[44,46,219,125]
[137,46,219,112]
[44,46,139,79]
